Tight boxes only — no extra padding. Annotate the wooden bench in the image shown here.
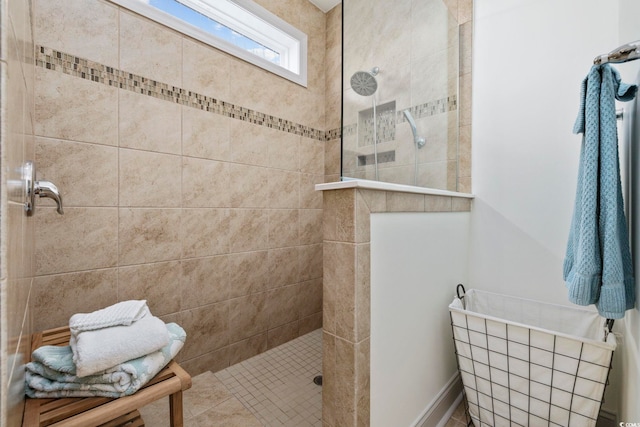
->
[23,326,192,427]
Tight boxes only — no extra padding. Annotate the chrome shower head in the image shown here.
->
[350,67,379,96]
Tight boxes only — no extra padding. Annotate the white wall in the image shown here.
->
[470,0,638,419]
[370,212,470,427]
[618,0,640,422]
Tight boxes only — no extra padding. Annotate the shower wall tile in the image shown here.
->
[119,149,182,207]
[228,293,269,343]
[267,320,300,350]
[268,169,300,209]
[300,173,325,210]
[229,164,269,209]
[32,269,118,331]
[34,137,118,207]
[268,247,300,289]
[181,256,230,309]
[268,209,300,249]
[180,302,230,360]
[118,208,182,265]
[228,334,268,366]
[299,209,323,245]
[267,284,300,328]
[34,207,118,275]
[119,90,182,155]
[182,157,231,208]
[182,108,231,161]
[228,209,269,253]
[34,0,119,67]
[32,0,328,378]
[118,261,182,316]
[228,251,269,298]
[119,11,182,88]
[35,68,118,145]
[182,38,231,102]
[181,209,231,258]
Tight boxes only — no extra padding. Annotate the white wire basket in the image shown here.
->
[449,286,616,427]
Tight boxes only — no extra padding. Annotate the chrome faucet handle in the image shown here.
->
[22,161,64,215]
[35,180,64,215]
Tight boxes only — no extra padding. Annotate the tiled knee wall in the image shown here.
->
[321,188,472,426]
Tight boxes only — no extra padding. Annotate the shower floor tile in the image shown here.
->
[138,328,322,426]
[216,328,323,427]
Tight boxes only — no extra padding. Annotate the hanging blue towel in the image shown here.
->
[564,64,637,319]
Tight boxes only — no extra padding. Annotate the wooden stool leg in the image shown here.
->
[169,391,184,427]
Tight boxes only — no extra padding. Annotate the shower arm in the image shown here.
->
[403,110,426,148]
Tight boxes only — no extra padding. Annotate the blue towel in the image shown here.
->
[564,64,637,319]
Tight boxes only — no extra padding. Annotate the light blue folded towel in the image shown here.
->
[25,323,186,398]
[564,64,637,319]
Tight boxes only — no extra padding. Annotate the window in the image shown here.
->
[111,0,308,86]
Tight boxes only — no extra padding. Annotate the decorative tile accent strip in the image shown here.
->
[342,123,357,138]
[397,95,457,123]
[35,45,341,142]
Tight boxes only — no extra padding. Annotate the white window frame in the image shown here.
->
[110,0,308,87]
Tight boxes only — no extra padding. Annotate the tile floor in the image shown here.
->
[139,328,468,426]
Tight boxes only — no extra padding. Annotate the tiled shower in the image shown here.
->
[1,0,341,423]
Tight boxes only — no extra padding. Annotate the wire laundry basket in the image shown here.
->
[449,285,616,427]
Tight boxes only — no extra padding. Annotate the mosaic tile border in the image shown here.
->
[35,45,340,142]
[342,94,457,139]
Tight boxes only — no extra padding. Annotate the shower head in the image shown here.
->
[350,67,379,96]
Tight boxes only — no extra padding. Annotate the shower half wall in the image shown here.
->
[342,0,473,192]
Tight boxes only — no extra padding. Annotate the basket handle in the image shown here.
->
[456,284,466,300]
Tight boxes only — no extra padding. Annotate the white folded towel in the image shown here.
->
[69,300,150,333]
[70,315,169,377]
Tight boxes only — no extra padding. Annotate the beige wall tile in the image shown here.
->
[181,209,231,259]
[35,68,117,145]
[228,333,267,366]
[268,169,300,209]
[425,195,453,212]
[299,243,323,282]
[268,209,299,249]
[182,38,231,101]
[35,207,118,275]
[300,173,324,210]
[228,164,269,209]
[180,346,230,376]
[229,120,270,167]
[119,90,181,154]
[182,157,231,208]
[325,139,341,177]
[355,337,371,427]
[298,278,323,319]
[119,11,182,87]
[228,209,269,253]
[355,244,370,342]
[267,285,300,329]
[228,251,269,298]
[118,261,181,316]
[322,332,337,426]
[386,192,425,212]
[299,312,322,335]
[268,247,299,289]
[300,137,324,175]
[268,133,300,172]
[228,293,269,343]
[118,208,182,265]
[35,138,118,207]
[119,149,182,207]
[299,209,323,245]
[192,397,261,427]
[32,269,118,331]
[34,0,119,66]
[182,108,231,161]
[181,256,229,310]
[459,124,472,180]
[180,302,229,360]
[452,197,472,212]
[267,320,300,350]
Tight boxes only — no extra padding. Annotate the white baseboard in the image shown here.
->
[412,373,463,427]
